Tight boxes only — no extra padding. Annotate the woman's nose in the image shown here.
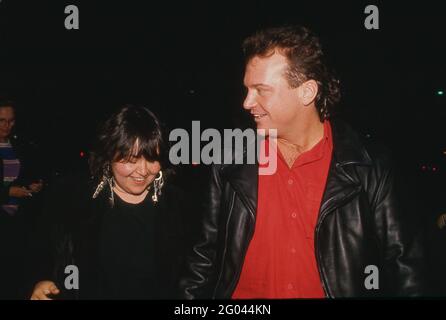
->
[136,159,149,175]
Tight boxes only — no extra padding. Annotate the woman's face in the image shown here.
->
[111,156,161,197]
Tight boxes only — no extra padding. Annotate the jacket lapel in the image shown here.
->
[318,119,372,218]
[220,119,372,221]
[223,163,258,218]
[221,135,259,219]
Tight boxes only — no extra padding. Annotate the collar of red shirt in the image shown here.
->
[276,120,332,169]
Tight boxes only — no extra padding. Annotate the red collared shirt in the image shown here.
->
[232,121,333,299]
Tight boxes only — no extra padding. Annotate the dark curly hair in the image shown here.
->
[242,25,341,121]
[89,105,170,182]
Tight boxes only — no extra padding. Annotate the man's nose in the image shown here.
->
[243,91,257,111]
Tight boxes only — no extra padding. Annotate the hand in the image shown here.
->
[30,281,60,300]
[28,180,44,193]
[9,186,33,198]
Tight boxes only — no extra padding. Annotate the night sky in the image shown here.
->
[0,1,445,200]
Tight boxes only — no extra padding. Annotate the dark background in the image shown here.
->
[0,1,445,170]
[0,0,445,294]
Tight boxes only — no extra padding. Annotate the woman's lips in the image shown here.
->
[129,176,147,184]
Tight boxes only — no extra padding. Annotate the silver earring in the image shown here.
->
[92,164,115,207]
[152,170,164,203]
[92,177,106,199]
[107,176,115,207]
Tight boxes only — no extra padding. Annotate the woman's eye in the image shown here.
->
[120,157,137,164]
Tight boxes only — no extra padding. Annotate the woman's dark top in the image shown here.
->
[99,193,165,299]
[33,173,188,300]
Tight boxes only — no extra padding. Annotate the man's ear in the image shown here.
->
[298,79,319,106]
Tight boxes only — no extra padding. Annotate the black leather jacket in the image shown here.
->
[180,119,426,298]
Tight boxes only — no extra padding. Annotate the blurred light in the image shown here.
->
[80,151,85,158]
[421,165,427,171]
[432,166,438,172]
[437,90,444,96]
[191,162,199,167]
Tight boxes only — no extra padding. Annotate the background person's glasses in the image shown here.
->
[0,119,16,127]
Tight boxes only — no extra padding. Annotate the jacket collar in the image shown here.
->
[221,118,372,217]
[330,118,372,167]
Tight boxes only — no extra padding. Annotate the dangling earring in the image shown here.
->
[151,170,164,203]
[93,177,106,199]
[107,176,115,207]
[92,163,115,207]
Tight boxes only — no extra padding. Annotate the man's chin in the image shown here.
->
[255,126,277,138]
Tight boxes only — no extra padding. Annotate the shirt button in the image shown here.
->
[291,212,297,219]
[287,283,294,290]
[288,179,294,185]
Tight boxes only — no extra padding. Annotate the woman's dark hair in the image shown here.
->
[89,105,170,181]
[242,25,341,121]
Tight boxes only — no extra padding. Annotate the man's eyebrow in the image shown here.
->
[245,83,273,89]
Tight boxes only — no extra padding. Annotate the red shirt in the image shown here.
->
[232,121,333,299]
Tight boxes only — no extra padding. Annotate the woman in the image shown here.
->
[30,105,186,299]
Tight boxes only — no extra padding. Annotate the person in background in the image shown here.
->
[0,99,44,299]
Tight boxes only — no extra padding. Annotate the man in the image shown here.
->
[180,26,425,298]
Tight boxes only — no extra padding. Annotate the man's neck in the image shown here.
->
[277,118,325,168]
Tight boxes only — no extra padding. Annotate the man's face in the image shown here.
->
[0,107,16,141]
[243,52,303,137]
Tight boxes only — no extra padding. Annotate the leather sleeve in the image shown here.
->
[179,164,223,299]
[372,156,427,296]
